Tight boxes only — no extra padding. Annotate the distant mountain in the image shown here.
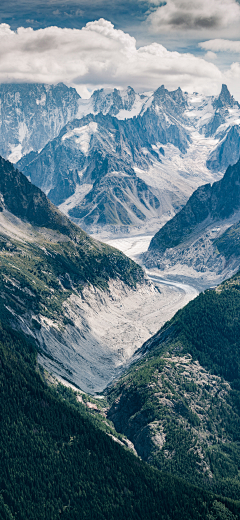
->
[76,84,188,122]
[107,269,240,501]
[17,86,216,234]
[145,157,240,288]
[0,83,80,162]
[1,82,240,235]
[77,85,150,119]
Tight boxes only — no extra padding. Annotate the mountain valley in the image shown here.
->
[1,80,240,520]
[0,156,199,394]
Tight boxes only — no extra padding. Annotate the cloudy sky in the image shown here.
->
[0,0,240,99]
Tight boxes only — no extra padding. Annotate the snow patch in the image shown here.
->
[36,93,46,106]
[8,144,23,163]
[62,122,98,154]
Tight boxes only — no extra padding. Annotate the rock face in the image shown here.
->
[0,83,80,162]
[145,157,240,287]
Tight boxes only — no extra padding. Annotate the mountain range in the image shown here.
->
[2,80,240,519]
[1,82,239,235]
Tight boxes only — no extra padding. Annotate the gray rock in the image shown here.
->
[0,83,80,162]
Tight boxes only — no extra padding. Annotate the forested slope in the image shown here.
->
[107,271,240,500]
[1,304,238,520]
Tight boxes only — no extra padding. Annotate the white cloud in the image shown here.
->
[146,0,240,33]
[204,51,217,60]
[199,39,240,53]
[226,62,240,77]
[222,61,240,100]
[0,18,234,98]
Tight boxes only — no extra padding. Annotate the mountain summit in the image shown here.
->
[213,83,239,110]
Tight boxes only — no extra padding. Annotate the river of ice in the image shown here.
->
[103,234,199,301]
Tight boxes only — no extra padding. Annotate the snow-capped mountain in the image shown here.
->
[16,85,215,235]
[0,83,80,162]
[11,82,240,236]
[185,85,240,172]
[76,85,153,120]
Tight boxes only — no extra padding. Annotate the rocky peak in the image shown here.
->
[153,85,187,115]
[91,86,136,115]
[123,86,136,108]
[153,85,168,102]
[126,85,135,95]
[168,86,187,107]
[213,84,239,110]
